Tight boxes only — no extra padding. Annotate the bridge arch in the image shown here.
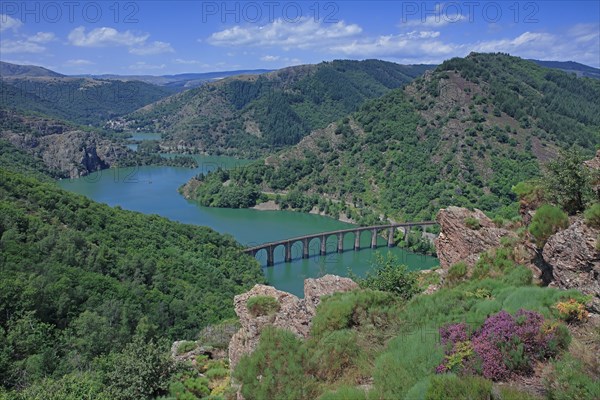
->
[245,221,437,266]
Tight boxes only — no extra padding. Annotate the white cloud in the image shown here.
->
[174,58,207,66]
[0,14,22,32]
[0,39,46,54]
[65,59,94,66]
[129,61,166,71]
[68,26,149,47]
[471,27,600,66]
[0,31,55,54]
[207,18,362,49]
[260,55,280,61]
[28,32,56,43]
[129,41,174,55]
[331,30,455,58]
[328,23,599,68]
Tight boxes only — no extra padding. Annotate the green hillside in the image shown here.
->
[124,60,434,156]
[183,53,600,222]
[0,146,264,395]
[0,77,174,126]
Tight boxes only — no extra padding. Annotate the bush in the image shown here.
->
[544,354,600,400]
[246,296,280,317]
[425,374,492,400]
[447,262,468,284]
[584,203,600,228]
[529,204,569,247]
[317,385,367,400]
[464,217,481,230]
[554,299,589,323]
[357,253,419,300]
[436,310,570,381]
[234,327,316,400]
[176,341,197,355]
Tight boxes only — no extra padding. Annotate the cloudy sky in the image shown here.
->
[1,1,598,75]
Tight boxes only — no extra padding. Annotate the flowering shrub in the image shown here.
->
[555,298,589,323]
[436,309,569,381]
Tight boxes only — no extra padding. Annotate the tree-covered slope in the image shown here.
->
[123,59,434,156]
[0,77,174,126]
[0,152,264,392]
[183,53,600,222]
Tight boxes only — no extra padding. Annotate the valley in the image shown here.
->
[1,13,599,396]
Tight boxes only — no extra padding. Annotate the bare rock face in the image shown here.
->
[228,275,357,370]
[435,206,516,270]
[543,218,600,312]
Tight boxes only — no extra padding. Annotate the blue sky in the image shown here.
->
[1,1,599,75]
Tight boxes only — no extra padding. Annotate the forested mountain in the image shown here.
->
[76,69,272,90]
[122,60,435,156]
[0,143,264,396]
[0,61,64,78]
[184,53,600,222]
[531,60,600,79]
[0,76,174,126]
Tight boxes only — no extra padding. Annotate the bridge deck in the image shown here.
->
[244,221,437,253]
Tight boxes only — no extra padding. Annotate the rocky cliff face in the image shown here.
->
[435,206,516,270]
[228,275,358,370]
[543,218,600,312]
[1,111,129,178]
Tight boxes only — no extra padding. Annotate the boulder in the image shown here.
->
[543,218,600,312]
[435,206,516,270]
[228,275,357,370]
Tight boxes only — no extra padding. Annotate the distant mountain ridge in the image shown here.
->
[182,53,600,222]
[530,60,600,79]
[0,61,64,78]
[122,59,436,156]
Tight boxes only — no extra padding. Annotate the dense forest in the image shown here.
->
[0,78,174,127]
[184,54,600,223]
[0,145,264,397]
[124,60,434,156]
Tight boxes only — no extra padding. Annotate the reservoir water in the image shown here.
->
[58,155,438,296]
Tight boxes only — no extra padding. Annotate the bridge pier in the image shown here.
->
[285,242,292,262]
[243,221,437,266]
[302,238,309,259]
[267,246,274,267]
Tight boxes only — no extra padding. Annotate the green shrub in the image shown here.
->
[425,374,492,400]
[205,367,229,380]
[464,217,481,230]
[447,262,468,284]
[307,330,363,382]
[176,341,197,355]
[234,327,316,400]
[513,180,545,204]
[310,290,399,338]
[357,253,419,300]
[498,386,541,400]
[246,296,280,317]
[544,354,600,400]
[529,204,569,247]
[584,203,600,228]
[317,385,367,400]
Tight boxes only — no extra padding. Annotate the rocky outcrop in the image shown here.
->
[2,129,128,178]
[543,218,600,312]
[435,206,516,270]
[228,275,358,370]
